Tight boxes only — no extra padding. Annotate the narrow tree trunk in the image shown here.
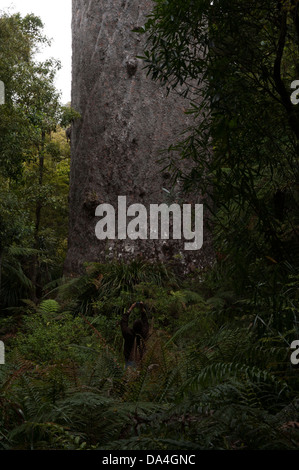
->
[31,130,45,301]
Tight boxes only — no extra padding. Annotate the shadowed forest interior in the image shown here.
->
[0,0,299,450]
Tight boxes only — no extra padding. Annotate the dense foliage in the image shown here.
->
[1,260,298,450]
[138,0,299,335]
[0,11,79,307]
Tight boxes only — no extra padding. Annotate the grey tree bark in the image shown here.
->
[65,0,213,275]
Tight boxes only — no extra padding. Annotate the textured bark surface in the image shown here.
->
[65,0,213,274]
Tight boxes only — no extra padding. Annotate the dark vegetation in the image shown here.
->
[0,1,298,450]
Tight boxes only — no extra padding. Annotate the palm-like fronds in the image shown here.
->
[57,260,177,315]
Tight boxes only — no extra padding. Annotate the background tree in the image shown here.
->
[0,12,50,179]
[0,11,78,307]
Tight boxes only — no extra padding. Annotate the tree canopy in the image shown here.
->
[0,11,78,305]
[138,1,299,320]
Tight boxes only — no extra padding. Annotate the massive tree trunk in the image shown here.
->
[65,0,213,275]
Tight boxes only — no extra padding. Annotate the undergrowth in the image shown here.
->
[0,260,298,450]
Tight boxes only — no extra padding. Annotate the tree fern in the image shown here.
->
[38,299,60,315]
